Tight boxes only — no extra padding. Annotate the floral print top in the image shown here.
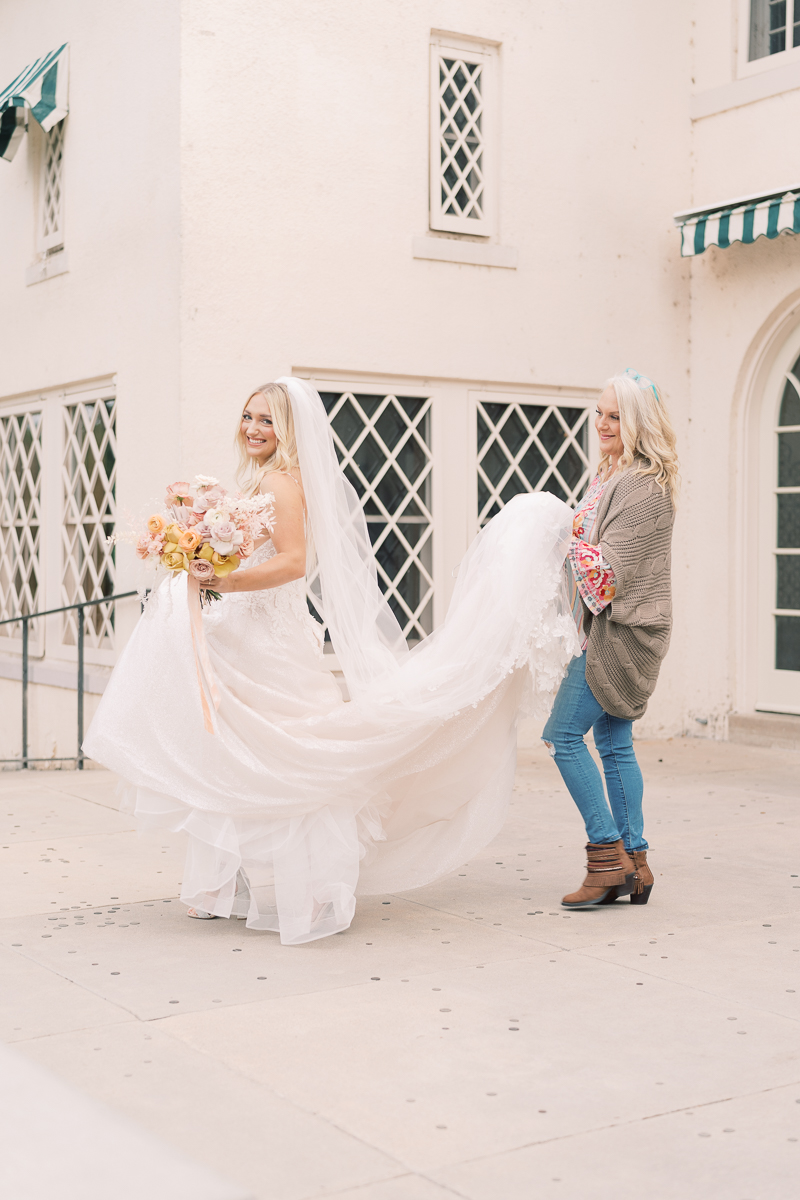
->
[566,473,617,650]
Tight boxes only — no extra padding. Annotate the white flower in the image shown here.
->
[209,528,244,556]
[192,474,220,488]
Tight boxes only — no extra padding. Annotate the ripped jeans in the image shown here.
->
[541,652,647,851]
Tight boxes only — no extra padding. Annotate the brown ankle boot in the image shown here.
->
[561,840,637,909]
[628,849,654,905]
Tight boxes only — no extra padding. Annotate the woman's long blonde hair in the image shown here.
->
[600,371,680,504]
[235,381,300,494]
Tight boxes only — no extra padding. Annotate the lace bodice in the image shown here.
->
[222,539,323,654]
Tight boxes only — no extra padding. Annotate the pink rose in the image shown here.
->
[214,521,236,542]
[194,522,213,542]
[136,534,151,561]
[165,482,194,506]
[189,558,217,582]
[238,534,254,558]
[193,484,226,513]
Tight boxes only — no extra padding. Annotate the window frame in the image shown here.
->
[37,117,66,255]
[756,328,800,714]
[738,0,800,76]
[429,33,498,239]
[468,389,599,541]
[0,379,119,671]
[0,396,46,656]
[300,378,438,658]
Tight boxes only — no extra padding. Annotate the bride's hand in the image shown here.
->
[206,575,236,595]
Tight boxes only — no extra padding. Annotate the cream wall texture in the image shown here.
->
[0,0,798,759]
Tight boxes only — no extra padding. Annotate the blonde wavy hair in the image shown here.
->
[235,381,299,494]
[600,371,680,504]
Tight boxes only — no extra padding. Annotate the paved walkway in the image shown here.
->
[1,738,798,1199]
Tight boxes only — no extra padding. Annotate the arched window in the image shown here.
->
[776,359,800,670]
[758,346,800,713]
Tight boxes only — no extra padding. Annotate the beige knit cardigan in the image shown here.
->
[584,466,675,721]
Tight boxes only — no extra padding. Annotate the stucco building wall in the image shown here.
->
[1,0,799,759]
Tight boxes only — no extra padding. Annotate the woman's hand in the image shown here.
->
[206,576,235,595]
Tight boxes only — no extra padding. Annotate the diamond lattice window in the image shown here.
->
[61,397,117,648]
[316,392,433,643]
[430,41,494,235]
[40,119,65,252]
[0,410,43,643]
[477,400,591,526]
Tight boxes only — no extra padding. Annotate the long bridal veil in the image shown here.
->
[281,375,578,720]
[85,377,579,944]
[273,377,580,895]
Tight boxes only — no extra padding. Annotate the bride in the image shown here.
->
[84,377,578,944]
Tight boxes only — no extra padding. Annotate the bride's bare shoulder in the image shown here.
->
[259,470,304,507]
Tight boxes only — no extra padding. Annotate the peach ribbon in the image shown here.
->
[187,576,220,734]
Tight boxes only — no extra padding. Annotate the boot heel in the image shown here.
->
[615,871,636,898]
[630,884,653,905]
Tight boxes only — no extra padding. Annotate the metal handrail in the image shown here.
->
[0,591,139,770]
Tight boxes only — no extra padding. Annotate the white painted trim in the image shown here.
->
[429,39,497,238]
[412,235,517,268]
[0,654,110,694]
[25,251,69,286]
[673,185,800,224]
[736,0,800,79]
[731,289,800,717]
[691,56,800,119]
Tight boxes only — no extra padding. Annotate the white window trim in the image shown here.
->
[0,378,125,673]
[756,326,800,715]
[299,376,438,667]
[429,33,498,239]
[37,118,66,254]
[0,395,46,657]
[737,0,800,79]
[468,389,599,541]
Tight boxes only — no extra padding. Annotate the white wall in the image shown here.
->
[4,0,799,754]
[0,0,181,575]
[680,0,800,732]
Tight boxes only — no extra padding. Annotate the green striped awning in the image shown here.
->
[0,44,69,162]
[674,186,800,257]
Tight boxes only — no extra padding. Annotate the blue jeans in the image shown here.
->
[541,653,647,851]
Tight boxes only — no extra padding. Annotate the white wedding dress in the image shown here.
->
[85,379,579,944]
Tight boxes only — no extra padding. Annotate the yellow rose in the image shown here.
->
[164,523,185,544]
[163,549,188,571]
[211,552,240,578]
[147,514,166,534]
[162,542,179,556]
[197,543,214,561]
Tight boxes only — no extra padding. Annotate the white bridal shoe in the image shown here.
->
[186,869,251,921]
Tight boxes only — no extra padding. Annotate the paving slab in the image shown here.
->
[0,944,128,1042]
[19,1020,405,1200]
[159,952,800,1174]
[0,893,556,1022]
[0,1042,253,1200]
[325,1177,459,1199]
[431,1082,800,1200]
[0,828,185,917]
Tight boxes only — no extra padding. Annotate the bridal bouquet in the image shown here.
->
[136,476,275,600]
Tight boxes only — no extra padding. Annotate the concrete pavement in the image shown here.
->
[1,738,798,1199]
